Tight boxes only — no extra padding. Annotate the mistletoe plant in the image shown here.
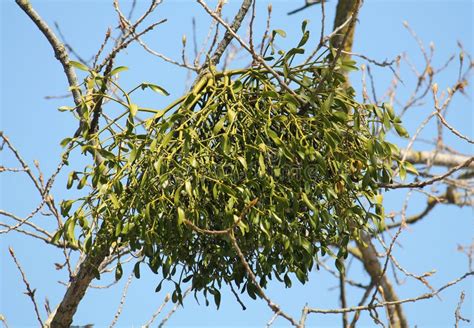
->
[55,22,411,306]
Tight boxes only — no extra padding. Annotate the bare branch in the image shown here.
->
[288,0,321,16]
[382,157,473,189]
[356,234,408,328]
[109,273,134,328]
[196,0,299,100]
[45,233,110,327]
[15,0,81,107]
[339,266,349,328]
[454,291,470,327]
[305,272,473,315]
[228,232,299,327]
[207,0,253,69]
[9,247,43,327]
[142,293,171,327]
[54,21,91,65]
[157,287,192,328]
[92,28,112,69]
[435,104,474,145]
[400,149,474,169]
[98,18,168,72]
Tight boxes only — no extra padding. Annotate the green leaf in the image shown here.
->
[266,127,282,146]
[129,146,138,163]
[129,103,139,117]
[399,164,406,181]
[300,238,312,254]
[298,31,310,48]
[141,83,170,96]
[69,60,89,71]
[295,269,306,284]
[394,123,409,138]
[60,200,74,217]
[139,107,165,115]
[333,111,347,122]
[335,258,345,274]
[213,289,221,309]
[321,93,334,112]
[213,116,226,134]
[285,48,305,60]
[301,19,309,32]
[60,137,72,147]
[171,290,178,303]
[155,281,163,293]
[83,233,92,252]
[109,66,128,76]
[78,176,87,190]
[67,171,76,189]
[58,106,75,112]
[382,102,396,120]
[227,108,236,123]
[134,262,141,279]
[185,180,193,198]
[237,156,248,170]
[284,274,292,288]
[258,153,266,176]
[51,229,63,244]
[177,207,185,225]
[64,218,76,244]
[247,282,257,299]
[232,80,243,93]
[404,161,419,175]
[115,262,123,281]
[273,29,287,38]
[109,194,121,209]
[301,192,317,212]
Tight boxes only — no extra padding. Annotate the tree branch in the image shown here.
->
[382,157,473,189]
[305,271,473,315]
[9,247,43,327]
[355,234,408,328]
[15,0,81,107]
[45,238,110,327]
[208,0,252,68]
[401,149,474,169]
[329,1,409,326]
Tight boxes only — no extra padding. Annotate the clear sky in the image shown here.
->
[1,0,473,327]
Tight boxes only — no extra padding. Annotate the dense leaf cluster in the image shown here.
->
[57,23,410,306]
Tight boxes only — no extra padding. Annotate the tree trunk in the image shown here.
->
[332,1,408,327]
[332,0,358,53]
[46,233,110,327]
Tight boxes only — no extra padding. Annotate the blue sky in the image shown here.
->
[1,0,472,327]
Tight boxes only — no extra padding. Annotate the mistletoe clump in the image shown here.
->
[58,23,410,305]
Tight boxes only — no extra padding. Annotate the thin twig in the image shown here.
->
[93,28,112,69]
[109,272,134,328]
[339,267,348,328]
[454,291,470,328]
[196,0,299,100]
[229,232,299,327]
[15,0,81,107]
[9,247,44,327]
[306,272,473,315]
[158,287,192,328]
[54,21,90,64]
[382,157,473,189]
[142,293,171,327]
[207,0,253,69]
[259,4,272,56]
